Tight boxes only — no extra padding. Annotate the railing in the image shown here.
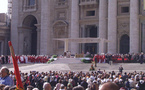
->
[79,0,98,5]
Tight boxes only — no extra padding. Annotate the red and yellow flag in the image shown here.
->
[8,41,24,90]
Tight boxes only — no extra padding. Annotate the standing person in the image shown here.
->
[139,52,144,64]
[1,55,5,64]
[0,67,13,86]
[119,65,123,74]
[5,55,8,64]
[99,82,119,90]
[108,54,112,65]
[94,54,98,67]
[121,54,124,63]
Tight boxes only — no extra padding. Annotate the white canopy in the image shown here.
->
[54,38,109,53]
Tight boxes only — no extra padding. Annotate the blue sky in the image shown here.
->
[0,0,8,13]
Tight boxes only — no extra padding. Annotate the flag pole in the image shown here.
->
[8,41,24,90]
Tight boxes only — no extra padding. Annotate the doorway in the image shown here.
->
[120,34,129,54]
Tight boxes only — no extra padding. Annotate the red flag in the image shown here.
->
[8,41,24,90]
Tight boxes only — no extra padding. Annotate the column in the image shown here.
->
[18,28,24,55]
[70,0,79,54]
[130,0,139,53]
[11,0,19,54]
[99,0,107,54]
[40,0,51,55]
[64,39,69,52]
[35,24,41,55]
[100,39,105,54]
[108,0,117,54]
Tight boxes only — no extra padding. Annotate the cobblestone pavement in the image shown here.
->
[0,58,144,73]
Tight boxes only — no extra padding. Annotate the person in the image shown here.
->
[0,67,13,86]
[107,54,112,65]
[139,52,144,64]
[43,82,51,90]
[0,84,5,90]
[119,65,123,73]
[93,54,98,67]
[72,85,84,90]
[1,55,5,64]
[99,82,119,90]
[27,85,34,90]
[5,56,8,64]
[80,77,88,89]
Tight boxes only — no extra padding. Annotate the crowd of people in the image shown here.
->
[0,66,145,90]
[0,52,144,64]
[93,53,145,64]
[0,55,50,64]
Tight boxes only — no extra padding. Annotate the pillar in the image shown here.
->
[99,0,107,54]
[108,0,117,54]
[70,0,79,54]
[11,0,19,54]
[35,24,41,55]
[130,0,139,53]
[40,0,51,55]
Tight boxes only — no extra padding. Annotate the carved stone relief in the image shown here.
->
[118,22,129,30]
[117,19,129,38]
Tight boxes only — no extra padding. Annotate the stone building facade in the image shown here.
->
[0,13,10,55]
[11,0,145,55]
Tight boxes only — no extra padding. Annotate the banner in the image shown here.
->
[8,41,24,90]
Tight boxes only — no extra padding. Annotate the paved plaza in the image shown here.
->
[0,58,144,73]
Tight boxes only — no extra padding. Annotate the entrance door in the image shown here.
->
[120,34,129,54]
[85,43,97,54]
[84,25,98,54]
[23,15,37,55]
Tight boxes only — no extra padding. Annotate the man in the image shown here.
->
[139,52,144,64]
[43,82,51,90]
[99,82,119,90]
[72,85,84,90]
[0,67,13,86]
[93,54,98,67]
[119,65,123,73]
[80,77,88,89]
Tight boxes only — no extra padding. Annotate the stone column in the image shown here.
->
[99,0,107,54]
[35,24,41,55]
[64,39,69,52]
[108,0,117,54]
[130,0,139,53]
[18,28,24,55]
[40,0,51,55]
[70,0,79,54]
[11,0,19,54]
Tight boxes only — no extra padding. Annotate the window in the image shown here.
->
[121,7,129,13]
[86,10,95,16]
[28,0,35,6]
[59,0,65,1]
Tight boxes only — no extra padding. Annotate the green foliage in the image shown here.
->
[81,59,86,62]
[52,55,57,58]
[81,59,92,63]
[47,59,54,64]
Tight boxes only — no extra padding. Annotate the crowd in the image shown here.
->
[93,53,145,64]
[0,52,144,64]
[0,55,50,64]
[0,66,145,90]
